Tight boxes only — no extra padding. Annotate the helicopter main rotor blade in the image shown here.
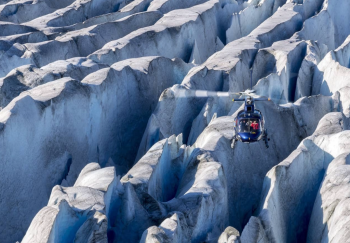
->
[174,89,276,103]
[194,90,231,97]
[174,89,241,98]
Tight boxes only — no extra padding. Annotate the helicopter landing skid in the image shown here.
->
[263,129,270,148]
[231,136,237,148]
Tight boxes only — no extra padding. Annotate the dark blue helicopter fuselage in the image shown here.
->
[233,99,265,143]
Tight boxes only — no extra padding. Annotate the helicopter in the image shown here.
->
[231,90,271,148]
[175,71,273,148]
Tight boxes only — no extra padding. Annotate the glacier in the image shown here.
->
[0,0,349,242]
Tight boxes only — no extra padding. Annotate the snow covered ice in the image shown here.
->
[1,0,350,242]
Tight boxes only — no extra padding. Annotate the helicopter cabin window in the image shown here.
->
[238,118,260,133]
[247,106,252,112]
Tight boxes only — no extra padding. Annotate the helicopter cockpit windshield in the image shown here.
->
[238,118,261,133]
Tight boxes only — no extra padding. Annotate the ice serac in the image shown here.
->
[140,212,191,243]
[148,0,230,14]
[241,112,350,243]
[184,0,324,92]
[0,0,12,5]
[0,57,107,108]
[0,56,191,242]
[306,153,350,243]
[187,94,234,145]
[192,94,335,232]
[0,0,76,23]
[312,35,350,96]
[122,135,183,203]
[3,11,162,51]
[252,37,328,103]
[44,0,160,33]
[218,226,241,243]
[89,0,242,66]
[123,135,228,242]
[22,163,117,243]
[165,150,228,242]
[0,22,37,37]
[253,39,308,103]
[4,0,350,241]
[74,212,108,243]
[24,0,128,29]
[295,0,350,50]
[138,2,309,157]
[0,30,48,52]
[226,0,286,43]
[115,138,174,242]
[294,40,328,99]
[0,11,162,78]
